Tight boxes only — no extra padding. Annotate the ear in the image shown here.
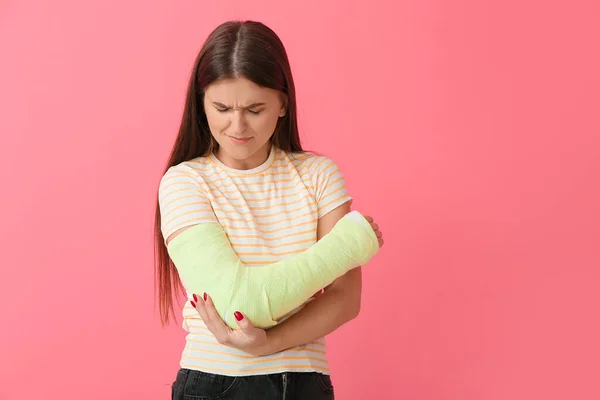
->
[279,94,288,117]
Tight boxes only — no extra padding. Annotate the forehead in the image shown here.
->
[204,78,278,103]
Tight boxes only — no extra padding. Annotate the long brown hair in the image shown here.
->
[154,20,303,325]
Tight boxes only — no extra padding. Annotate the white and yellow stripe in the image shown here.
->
[158,146,351,376]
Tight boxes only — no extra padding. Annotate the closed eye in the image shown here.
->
[213,100,264,115]
[216,107,261,115]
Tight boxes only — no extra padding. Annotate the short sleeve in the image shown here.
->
[308,156,353,218]
[158,165,218,242]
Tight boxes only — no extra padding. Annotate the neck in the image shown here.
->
[215,143,272,170]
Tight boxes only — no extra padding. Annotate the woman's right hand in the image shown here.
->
[365,215,384,248]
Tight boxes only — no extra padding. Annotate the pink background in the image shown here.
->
[1,0,599,399]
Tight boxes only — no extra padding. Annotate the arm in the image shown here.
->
[165,208,378,329]
[262,201,363,354]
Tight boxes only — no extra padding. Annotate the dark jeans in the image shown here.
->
[171,368,335,400]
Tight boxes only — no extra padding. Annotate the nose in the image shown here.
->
[228,110,247,135]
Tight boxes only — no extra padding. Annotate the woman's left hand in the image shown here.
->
[191,293,272,357]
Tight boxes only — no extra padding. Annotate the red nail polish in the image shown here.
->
[191,301,196,308]
[234,311,243,321]
[203,293,207,301]
[193,294,198,302]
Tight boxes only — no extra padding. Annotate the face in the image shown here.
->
[203,77,286,170]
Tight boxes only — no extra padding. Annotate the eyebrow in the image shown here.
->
[212,102,266,109]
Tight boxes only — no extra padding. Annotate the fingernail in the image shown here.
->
[203,293,207,301]
[193,294,198,302]
[234,311,243,321]
[191,301,196,308]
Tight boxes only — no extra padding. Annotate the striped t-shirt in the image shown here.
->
[158,145,352,376]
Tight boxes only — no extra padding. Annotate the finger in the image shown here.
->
[192,294,210,322]
[233,311,255,333]
[193,294,225,339]
[203,294,232,342]
[190,293,199,309]
[376,230,383,238]
[378,238,384,247]
[364,215,373,222]
[192,296,211,324]
[370,223,379,231]
[203,293,226,324]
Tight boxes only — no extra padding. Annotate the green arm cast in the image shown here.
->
[166,210,379,329]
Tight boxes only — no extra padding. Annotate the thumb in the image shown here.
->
[233,311,255,331]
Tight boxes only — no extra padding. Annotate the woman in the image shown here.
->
[155,20,384,399]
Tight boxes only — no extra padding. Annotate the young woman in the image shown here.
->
[155,20,384,400]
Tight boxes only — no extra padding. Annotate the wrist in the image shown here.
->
[263,327,283,355]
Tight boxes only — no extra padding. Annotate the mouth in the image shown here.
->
[227,135,252,144]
